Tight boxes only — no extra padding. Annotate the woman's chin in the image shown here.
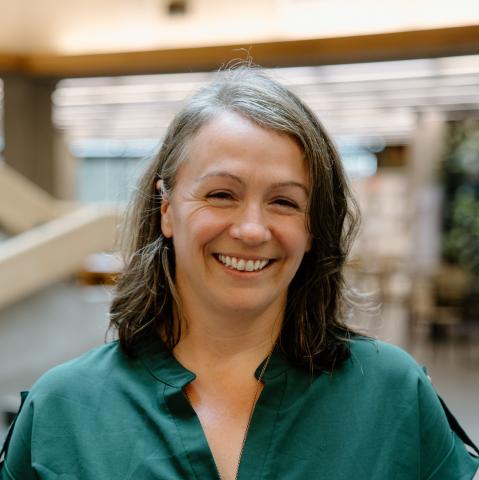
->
[212,293,284,319]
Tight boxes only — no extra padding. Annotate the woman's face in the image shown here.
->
[160,111,312,319]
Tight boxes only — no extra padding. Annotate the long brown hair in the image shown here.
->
[109,65,363,373]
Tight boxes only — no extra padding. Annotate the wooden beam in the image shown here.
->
[0,54,26,74]
[0,25,476,78]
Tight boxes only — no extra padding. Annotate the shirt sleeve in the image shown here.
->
[0,392,37,480]
[417,367,479,480]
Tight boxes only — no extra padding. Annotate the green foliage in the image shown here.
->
[442,120,479,277]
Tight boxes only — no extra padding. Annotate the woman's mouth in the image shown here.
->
[215,254,272,272]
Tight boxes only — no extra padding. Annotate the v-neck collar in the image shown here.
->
[136,335,292,388]
[136,336,196,388]
[135,335,292,479]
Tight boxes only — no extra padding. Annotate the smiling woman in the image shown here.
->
[113,66,359,378]
[158,111,312,326]
[1,66,478,480]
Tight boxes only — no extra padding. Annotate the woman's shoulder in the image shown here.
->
[330,337,438,420]
[344,336,427,384]
[348,335,417,362]
[29,341,129,399]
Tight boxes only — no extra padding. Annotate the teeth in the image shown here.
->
[217,255,269,272]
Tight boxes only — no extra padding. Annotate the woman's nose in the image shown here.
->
[229,207,272,245]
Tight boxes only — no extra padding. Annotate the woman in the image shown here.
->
[1,67,478,479]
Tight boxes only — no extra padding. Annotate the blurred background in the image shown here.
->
[0,0,478,453]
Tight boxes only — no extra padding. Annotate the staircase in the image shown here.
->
[0,163,121,309]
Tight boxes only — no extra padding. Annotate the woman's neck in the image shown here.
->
[172,302,282,377]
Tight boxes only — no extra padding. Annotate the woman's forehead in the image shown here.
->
[175,112,308,185]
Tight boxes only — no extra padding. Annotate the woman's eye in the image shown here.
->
[273,198,300,209]
[206,191,234,201]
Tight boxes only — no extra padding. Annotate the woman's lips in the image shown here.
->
[214,254,272,272]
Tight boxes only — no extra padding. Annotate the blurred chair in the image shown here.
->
[410,264,477,341]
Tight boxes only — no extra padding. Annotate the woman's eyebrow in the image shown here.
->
[196,171,309,196]
[269,181,309,197]
[196,171,243,185]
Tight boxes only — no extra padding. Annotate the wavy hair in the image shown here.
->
[109,65,363,373]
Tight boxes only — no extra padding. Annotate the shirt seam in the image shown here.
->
[256,371,288,479]
[425,432,458,480]
[2,461,18,480]
[162,383,203,480]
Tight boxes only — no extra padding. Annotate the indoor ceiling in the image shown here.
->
[52,54,479,149]
[2,0,479,56]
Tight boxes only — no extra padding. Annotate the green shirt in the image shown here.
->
[1,337,478,479]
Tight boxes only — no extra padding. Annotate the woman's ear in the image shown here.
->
[157,179,173,238]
